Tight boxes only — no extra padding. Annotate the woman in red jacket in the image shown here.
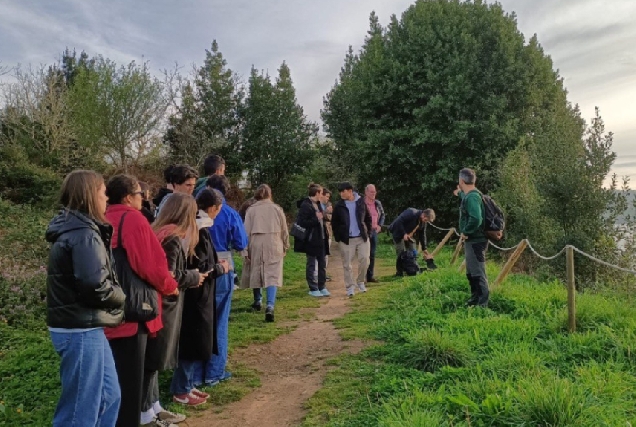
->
[104,175,183,427]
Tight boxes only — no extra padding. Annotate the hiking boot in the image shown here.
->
[308,290,323,297]
[265,306,274,322]
[320,288,331,297]
[157,409,186,424]
[395,271,404,277]
[172,392,206,407]
[251,301,262,311]
[357,283,367,293]
[367,277,379,283]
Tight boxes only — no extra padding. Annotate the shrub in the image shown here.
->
[394,329,471,373]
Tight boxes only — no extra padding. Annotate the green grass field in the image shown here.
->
[302,249,636,426]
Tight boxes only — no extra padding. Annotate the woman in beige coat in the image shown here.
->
[241,184,290,322]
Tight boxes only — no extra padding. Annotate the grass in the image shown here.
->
[302,248,636,427]
[0,198,321,425]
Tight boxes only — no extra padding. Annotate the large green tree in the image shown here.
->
[323,1,573,219]
[241,62,318,208]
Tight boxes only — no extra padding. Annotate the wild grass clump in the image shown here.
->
[393,329,471,372]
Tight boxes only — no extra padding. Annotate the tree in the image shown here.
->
[69,58,168,172]
[165,41,243,175]
[242,63,318,209]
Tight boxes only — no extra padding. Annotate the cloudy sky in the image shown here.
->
[1,0,634,179]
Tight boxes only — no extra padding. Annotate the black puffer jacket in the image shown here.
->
[46,210,125,328]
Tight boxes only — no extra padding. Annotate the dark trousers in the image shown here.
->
[307,254,327,291]
[109,325,148,427]
[465,241,489,307]
[141,369,159,412]
[367,231,378,280]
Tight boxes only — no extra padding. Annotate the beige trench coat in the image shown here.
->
[240,199,290,289]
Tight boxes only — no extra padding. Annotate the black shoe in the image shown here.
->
[395,272,404,277]
[251,302,262,311]
[265,306,274,322]
[367,277,379,283]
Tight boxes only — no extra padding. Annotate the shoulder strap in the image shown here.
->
[117,211,131,248]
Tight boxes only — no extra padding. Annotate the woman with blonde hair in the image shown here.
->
[139,193,208,425]
[46,170,126,427]
[241,184,289,322]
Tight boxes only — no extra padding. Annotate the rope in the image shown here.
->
[428,222,461,236]
[488,240,522,252]
[525,240,567,261]
[569,246,636,275]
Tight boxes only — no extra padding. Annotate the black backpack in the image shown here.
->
[481,193,505,241]
[398,251,420,276]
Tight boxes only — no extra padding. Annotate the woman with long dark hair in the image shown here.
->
[171,189,230,403]
[104,174,182,427]
[46,170,126,427]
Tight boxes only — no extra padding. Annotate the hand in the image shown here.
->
[219,259,230,273]
[422,250,433,260]
[460,234,467,241]
[197,270,208,286]
[453,185,460,197]
[316,212,324,220]
[375,225,382,233]
[325,206,333,214]
[403,234,409,241]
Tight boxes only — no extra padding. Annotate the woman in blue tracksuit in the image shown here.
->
[193,175,248,387]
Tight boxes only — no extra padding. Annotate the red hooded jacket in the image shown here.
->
[104,204,178,339]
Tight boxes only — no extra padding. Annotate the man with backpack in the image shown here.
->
[389,208,436,276]
[455,167,491,307]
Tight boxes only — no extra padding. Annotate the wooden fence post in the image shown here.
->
[450,239,464,265]
[432,229,456,257]
[458,259,466,272]
[491,240,528,289]
[566,246,576,333]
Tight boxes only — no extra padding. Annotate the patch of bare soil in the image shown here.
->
[187,247,366,427]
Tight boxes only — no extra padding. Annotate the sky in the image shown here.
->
[1,0,634,181]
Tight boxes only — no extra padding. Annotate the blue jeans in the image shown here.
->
[170,360,198,395]
[50,329,121,427]
[253,286,278,307]
[367,231,378,281]
[193,269,234,385]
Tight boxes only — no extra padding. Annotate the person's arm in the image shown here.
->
[392,212,407,238]
[72,234,125,310]
[296,202,319,229]
[162,236,200,289]
[462,193,483,236]
[377,201,386,227]
[280,207,290,252]
[362,202,372,235]
[122,213,178,295]
[230,210,249,251]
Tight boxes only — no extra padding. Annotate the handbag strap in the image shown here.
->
[117,211,131,249]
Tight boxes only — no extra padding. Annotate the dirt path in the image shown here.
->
[187,246,365,427]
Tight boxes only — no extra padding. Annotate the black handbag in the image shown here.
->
[112,212,160,322]
[290,222,309,241]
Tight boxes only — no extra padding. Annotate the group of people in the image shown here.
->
[45,159,490,427]
[45,154,289,427]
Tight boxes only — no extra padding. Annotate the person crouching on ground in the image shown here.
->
[241,184,290,321]
[389,208,436,276]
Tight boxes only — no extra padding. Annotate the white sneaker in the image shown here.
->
[357,283,367,293]
[346,287,355,298]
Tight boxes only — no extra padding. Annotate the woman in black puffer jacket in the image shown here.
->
[46,170,126,427]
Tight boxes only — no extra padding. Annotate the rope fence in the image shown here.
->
[430,226,636,333]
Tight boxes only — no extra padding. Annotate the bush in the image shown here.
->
[0,152,61,205]
[394,329,471,372]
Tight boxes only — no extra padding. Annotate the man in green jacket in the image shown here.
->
[455,168,489,307]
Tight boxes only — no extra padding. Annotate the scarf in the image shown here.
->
[196,210,214,229]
